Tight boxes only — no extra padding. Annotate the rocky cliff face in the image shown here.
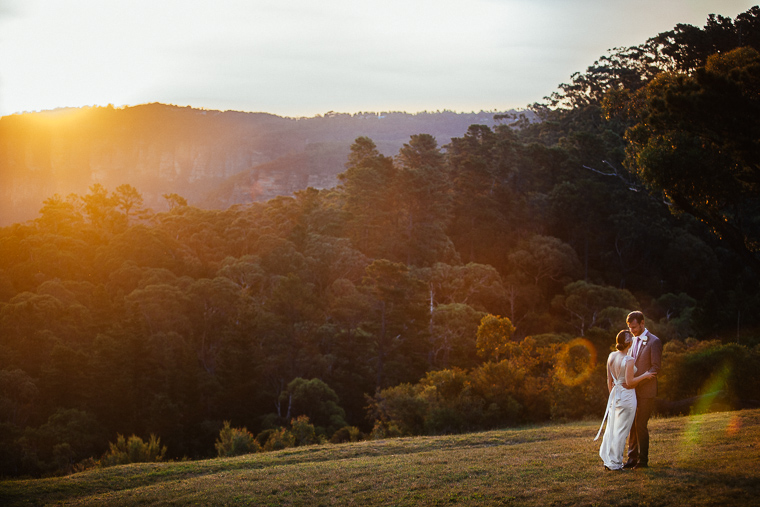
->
[0,104,516,225]
[1,139,267,224]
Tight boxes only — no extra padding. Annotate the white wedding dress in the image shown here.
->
[595,352,637,470]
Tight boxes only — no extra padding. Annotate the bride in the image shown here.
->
[595,330,656,470]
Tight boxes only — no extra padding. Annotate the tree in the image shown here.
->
[94,225,186,273]
[361,260,427,389]
[426,262,506,312]
[338,137,401,260]
[616,47,760,275]
[429,303,485,368]
[217,255,267,293]
[0,369,38,427]
[303,234,370,291]
[18,408,105,476]
[544,7,760,112]
[445,125,518,265]
[81,184,123,232]
[551,280,638,338]
[650,9,760,74]
[35,194,84,235]
[508,235,582,294]
[395,134,456,266]
[475,314,516,362]
[125,283,191,335]
[113,184,146,223]
[278,378,347,435]
[163,193,188,210]
[258,274,324,410]
[187,277,242,375]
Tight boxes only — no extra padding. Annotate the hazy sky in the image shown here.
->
[0,0,756,117]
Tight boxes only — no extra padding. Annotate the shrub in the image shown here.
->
[367,337,569,435]
[290,415,320,446]
[468,361,523,426]
[420,369,484,434]
[370,421,403,440]
[100,434,166,467]
[549,338,607,421]
[262,427,295,451]
[550,363,607,421]
[255,428,276,447]
[329,425,364,444]
[659,339,760,413]
[215,421,261,457]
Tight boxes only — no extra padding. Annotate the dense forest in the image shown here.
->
[2,8,760,477]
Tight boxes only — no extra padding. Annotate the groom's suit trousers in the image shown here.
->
[628,396,655,463]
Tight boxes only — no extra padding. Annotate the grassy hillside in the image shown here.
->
[2,409,758,506]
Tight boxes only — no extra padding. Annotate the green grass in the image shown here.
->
[2,409,759,506]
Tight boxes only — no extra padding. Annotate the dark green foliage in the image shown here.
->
[660,339,760,412]
[277,378,347,436]
[17,409,105,476]
[617,47,760,274]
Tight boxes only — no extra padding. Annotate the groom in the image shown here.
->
[623,311,662,469]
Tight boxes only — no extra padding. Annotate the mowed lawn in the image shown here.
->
[2,408,759,506]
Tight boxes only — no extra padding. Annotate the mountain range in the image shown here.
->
[0,103,522,225]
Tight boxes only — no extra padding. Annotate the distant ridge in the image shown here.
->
[0,103,522,225]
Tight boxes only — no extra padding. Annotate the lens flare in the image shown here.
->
[554,338,597,387]
[676,361,734,463]
[726,413,742,436]
[692,362,731,414]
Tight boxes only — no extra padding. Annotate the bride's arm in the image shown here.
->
[625,359,655,387]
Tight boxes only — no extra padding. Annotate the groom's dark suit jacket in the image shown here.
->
[633,330,663,399]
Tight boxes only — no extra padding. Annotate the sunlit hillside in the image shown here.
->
[1,409,758,506]
[0,105,518,226]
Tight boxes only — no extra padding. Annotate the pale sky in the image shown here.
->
[0,0,756,117]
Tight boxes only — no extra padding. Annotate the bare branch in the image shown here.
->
[583,160,673,206]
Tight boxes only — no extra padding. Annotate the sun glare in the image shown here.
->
[12,106,109,130]
[555,338,597,387]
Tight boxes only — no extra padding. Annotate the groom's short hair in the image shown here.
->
[627,311,645,324]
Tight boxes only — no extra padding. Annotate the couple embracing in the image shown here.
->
[595,311,663,471]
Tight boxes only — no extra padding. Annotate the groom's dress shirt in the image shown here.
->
[630,329,648,359]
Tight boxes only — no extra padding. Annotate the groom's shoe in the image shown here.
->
[633,462,648,469]
[622,460,637,469]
